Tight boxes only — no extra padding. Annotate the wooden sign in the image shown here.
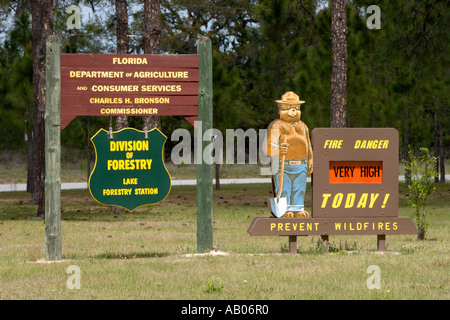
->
[248,217,417,236]
[60,54,199,129]
[311,128,399,218]
[44,37,214,261]
[88,127,171,212]
[248,127,417,253]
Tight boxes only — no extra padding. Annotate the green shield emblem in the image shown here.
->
[89,127,171,211]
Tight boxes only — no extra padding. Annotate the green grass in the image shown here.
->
[0,182,448,300]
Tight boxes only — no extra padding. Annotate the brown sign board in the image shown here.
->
[60,54,199,129]
[247,217,417,236]
[311,128,399,218]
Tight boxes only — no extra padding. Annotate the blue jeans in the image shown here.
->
[274,159,308,212]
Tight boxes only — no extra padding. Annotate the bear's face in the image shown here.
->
[279,104,301,123]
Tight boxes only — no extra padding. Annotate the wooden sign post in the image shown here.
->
[45,35,62,261]
[196,37,213,253]
[44,36,213,260]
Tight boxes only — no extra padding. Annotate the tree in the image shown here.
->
[0,8,33,193]
[330,0,347,128]
[212,53,244,189]
[242,0,308,129]
[115,0,129,130]
[143,0,161,130]
[0,0,446,189]
[0,9,33,151]
[379,0,448,180]
[31,0,53,217]
[293,4,332,130]
[404,147,437,240]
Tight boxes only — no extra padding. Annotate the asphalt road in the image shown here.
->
[1,175,448,192]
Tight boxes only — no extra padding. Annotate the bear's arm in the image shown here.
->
[265,120,282,157]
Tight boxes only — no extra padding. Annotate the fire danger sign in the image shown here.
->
[311,128,399,218]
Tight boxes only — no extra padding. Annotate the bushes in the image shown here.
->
[404,147,437,240]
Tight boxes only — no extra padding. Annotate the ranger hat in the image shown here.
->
[275,91,306,105]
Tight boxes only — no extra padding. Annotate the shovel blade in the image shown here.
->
[268,197,287,218]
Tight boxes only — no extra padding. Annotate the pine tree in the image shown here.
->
[243,0,305,128]
[143,0,161,131]
[31,0,53,217]
[115,0,129,130]
[330,0,347,128]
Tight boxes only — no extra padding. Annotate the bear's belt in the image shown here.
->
[282,159,307,165]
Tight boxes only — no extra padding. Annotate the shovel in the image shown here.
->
[268,137,287,218]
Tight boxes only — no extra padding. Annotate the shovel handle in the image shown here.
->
[276,136,287,198]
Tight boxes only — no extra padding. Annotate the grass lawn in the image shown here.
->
[1,152,448,184]
[0,180,448,300]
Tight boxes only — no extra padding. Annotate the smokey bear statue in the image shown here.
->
[266,91,313,218]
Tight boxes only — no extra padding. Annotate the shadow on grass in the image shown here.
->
[0,188,197,222]
[1,183,448,223]
[90,251,171,260]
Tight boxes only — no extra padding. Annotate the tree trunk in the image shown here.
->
[143,0,161,130]
[31,0,53,217]
[371,36,376,128]
[87,116,91,182]
[330,0,347,128]
[439,119,445,182]
[403,108,411,186]
[27,138,33,193]
[418,228,425,241]
[115,0,129,130]
[215,163,220,190]
[116,0,128,54]
[214,101,220,190]
[434,111,439,182]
